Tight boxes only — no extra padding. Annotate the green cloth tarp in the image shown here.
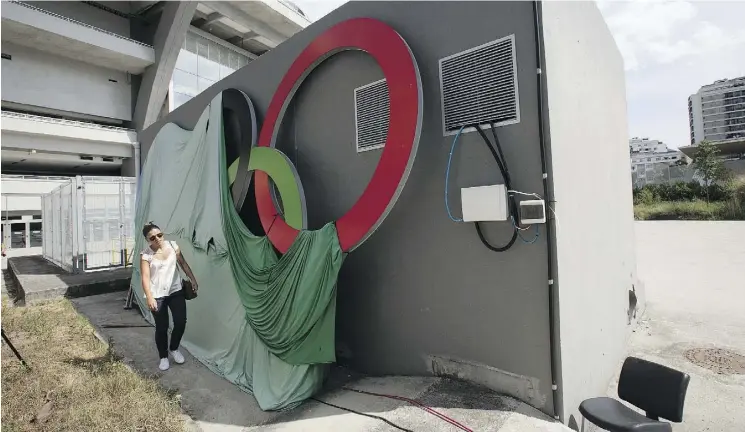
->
[131,93,344,410]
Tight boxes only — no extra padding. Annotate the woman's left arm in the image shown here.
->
[177,252,198,291]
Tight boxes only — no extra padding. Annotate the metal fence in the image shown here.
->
[632,164,697,188]
[41,176,136,273]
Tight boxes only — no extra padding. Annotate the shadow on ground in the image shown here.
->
[71,292,570,432]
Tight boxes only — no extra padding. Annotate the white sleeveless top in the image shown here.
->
[140,241,182,299]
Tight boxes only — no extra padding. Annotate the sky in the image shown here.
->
[293,0,745,149]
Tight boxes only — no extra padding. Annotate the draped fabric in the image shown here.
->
[131,93,343,410]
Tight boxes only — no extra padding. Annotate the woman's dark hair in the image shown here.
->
[142,221,160,238]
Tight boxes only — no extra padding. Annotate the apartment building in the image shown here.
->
[688,76,745,145]
[1,1,309,251]
[680,77,745,183]
[629,137,690,187]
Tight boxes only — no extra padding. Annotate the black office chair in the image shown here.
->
[579,357,690,432]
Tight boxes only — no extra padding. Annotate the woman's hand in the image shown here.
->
[147,296,158,312]
[192,281,199,292]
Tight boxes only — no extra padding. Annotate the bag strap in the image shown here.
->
[169,241,187,277]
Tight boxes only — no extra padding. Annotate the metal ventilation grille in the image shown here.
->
[439,35,519,135]
[354,78,389,152]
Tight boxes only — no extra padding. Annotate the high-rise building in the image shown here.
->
[1,1,309,253]
[688,76,745,145]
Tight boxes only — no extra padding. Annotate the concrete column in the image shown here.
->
[132,2,197,131]
[120,144,140,188]
[1,223,8,249]
[24,221,30,248]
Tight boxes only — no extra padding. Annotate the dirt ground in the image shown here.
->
[1,297,185,431]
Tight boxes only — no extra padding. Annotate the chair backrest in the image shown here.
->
[618,356,690,422]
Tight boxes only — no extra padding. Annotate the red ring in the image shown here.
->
[255,18,422,253]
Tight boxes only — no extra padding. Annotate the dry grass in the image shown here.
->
[1,298,185,431]
[634,200,728,220]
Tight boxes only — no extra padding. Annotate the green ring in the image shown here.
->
[227,147,307,230]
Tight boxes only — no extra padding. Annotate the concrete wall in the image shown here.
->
[724,158,745,180]
[1,177,69,213]
[1,131,134,159]
[1,196,45,213]
[1,43,132,121]
[540,2,638,424]
[141,1,557,415]
[25,1,132,38]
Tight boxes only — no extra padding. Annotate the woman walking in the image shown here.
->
[140,222,198,371]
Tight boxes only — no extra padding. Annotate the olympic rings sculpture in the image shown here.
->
[223,17,423,253]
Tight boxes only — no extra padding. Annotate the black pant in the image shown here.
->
[153,289,187,359]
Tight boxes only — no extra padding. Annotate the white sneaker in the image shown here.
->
[170,350,185,364]
[159,358,170,371]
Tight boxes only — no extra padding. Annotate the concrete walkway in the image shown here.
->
[7,255,130,304]
[602,222,745,432]
[71,292,571,432]
[250,377,570,432]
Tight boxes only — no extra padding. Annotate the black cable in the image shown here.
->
[471,123,519,252]
[310,397,414,432]
[533,0,562,420]
[489,122,512,182]
[342,387,473,431]
[2,328,28,368]
[474,125,509,183]
[266,213,280,235]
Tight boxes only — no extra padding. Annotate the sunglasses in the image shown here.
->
[148,233,164,242]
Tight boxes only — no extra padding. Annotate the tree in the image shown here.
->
[635,188,655,206]
[692,140,731,201]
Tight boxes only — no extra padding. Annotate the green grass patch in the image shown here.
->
[634,200,745,221]
[1,298,185,431]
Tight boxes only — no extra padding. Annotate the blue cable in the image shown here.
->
[445,125,539,246]
[445,126,466,222]
[512,217,540,244]
[519,226,540,244]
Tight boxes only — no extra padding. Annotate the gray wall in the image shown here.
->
[541,2,638,424]
[25,1,132,38]
[1,42,132,121]
[724,158,745,179]
[140,1,557,415]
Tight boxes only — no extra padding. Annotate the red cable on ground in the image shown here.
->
[342,387,474,432]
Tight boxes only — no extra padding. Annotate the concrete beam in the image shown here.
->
[204,2,283,48]
[132,1,197,131]
[202,12,223,26]
[1,132,134,158]
[227,31,259,45]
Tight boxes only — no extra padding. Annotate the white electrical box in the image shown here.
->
[519,199,546,224]
[461,184,509,222]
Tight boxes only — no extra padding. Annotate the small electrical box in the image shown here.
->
[461,184,508,222]
[519,199,546,224]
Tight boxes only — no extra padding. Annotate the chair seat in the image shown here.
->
[579,397,671,432]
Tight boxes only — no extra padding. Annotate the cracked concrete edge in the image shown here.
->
[428,354,548,411]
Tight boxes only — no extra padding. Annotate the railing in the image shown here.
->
[277,0,309,19]
[1,111,135,133]
[9,1,154,49]
[1,174,72,181]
